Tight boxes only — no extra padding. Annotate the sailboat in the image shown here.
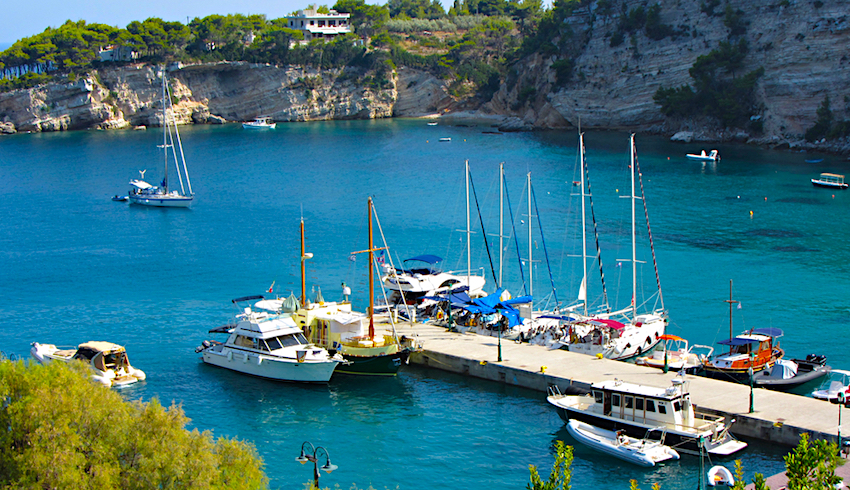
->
[563,133,666,360]
[293,200,415,376]
[128,70,194,207]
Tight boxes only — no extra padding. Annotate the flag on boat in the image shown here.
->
[348,254,356,262]
[268,281,275,293]
[738,303,742,309]
[377,250,385,264]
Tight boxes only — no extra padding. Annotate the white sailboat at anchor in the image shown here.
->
[128,69,194,207]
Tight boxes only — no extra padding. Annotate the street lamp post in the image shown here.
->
[748,352,754,414]
[295,441,338,489]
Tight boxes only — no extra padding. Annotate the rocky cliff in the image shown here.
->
[1,0,848,151]
[484,0,850,149]
[0,62,414,133]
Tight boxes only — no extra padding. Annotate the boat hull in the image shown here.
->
[566,420,679,467]
[549,397,746,456]
[811,179,848,189]
[334,348,411,376]
[129,194,193,208]
[753,365,830,390]
[202,348,338,383]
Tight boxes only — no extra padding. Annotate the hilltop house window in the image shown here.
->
[318,20,325,27]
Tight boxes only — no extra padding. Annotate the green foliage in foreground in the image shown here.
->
[0,360,268,490]
[531,433,844,489]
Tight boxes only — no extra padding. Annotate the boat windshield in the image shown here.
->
[266,332,309,350]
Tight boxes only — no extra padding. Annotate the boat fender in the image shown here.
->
[646,336,652,346]
[227,350,233,361]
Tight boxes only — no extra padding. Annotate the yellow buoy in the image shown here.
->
[480,360,488,365]
[540,366,547,373]
[595,353,604,359]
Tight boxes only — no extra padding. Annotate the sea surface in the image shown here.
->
[2,119,848,489]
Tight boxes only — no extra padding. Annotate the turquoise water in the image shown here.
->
[2,119,847,488]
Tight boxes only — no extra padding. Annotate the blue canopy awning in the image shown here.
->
[718,338,759,346]
[405,254,442,264]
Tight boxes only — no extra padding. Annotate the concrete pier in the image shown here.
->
[392,320,846,448]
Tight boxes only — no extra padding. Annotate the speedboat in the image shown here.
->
[752,354,830,391]
[128,71,194,208]
[30,341,146,387]
[812,369,850,401]
[566,420,679,467]
[380,254,486,306]
[707,466,735,486]
[686,149,720,162]
[547,375,748,456]
[242,116,276,129]
[635,334,713,373]
[196,295,343,383]
[811,172,848,189]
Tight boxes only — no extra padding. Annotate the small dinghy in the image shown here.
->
[566,419,680,467]
[112,195,129,202]
[812,369,850,401]
[707,465,735,487]
[439,137,451,142]
[686,149,720,162]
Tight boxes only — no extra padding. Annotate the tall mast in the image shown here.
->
[630,134,637,320]
[527,172,534,297]
[368,197,375,338]
[300,219,307,306]
[499,162,504,288]
[724,279,738,353]
[465,160,471,289]
[580,133,588,316]
[161,72,168,193]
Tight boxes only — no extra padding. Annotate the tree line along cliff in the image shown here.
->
[1,0,848,151]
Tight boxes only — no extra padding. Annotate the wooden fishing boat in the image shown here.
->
[635,334,713,373]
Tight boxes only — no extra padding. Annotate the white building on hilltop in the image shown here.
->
[286,9,352,42]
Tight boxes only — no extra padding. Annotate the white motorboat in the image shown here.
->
[812,369,850,401]
[128,70,194,208]
[811,172,848,189]
[548,374,748,456]
[196,295,343,383]
[381,254,486,306]
[566,419,679,467]
[707,465,735,486]
[686,149,720,162]
[635,334,713,373]
[30,341,146,388]
[242,116,276,129]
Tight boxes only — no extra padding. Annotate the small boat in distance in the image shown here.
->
[805,158,824,164]
[566,419,679,467]
[811,172,848,189]
[686,149,720,162]
[31,341,146,388]
[427,122,438,126]
[243,116,276,129]
[128,70,194,208]
[112,195,129,202]
[439,137,451,142]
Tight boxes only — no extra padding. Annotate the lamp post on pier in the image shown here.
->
[295,441,338,489]
[748,352,754,414]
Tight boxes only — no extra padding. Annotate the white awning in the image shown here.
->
[129,179,153,189]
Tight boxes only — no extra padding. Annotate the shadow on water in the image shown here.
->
[774,197,825,205]
[746,228,805,238]
[773,245,820,253]
[659,232,745,251]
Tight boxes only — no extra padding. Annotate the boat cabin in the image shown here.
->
[589,379,694,428]
[711,329,781,371]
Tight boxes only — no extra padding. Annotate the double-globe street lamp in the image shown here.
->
[295,441,338,489]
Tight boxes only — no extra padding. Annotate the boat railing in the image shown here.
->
[442,267,486,278]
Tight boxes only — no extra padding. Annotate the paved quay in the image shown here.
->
[390,320,845,448]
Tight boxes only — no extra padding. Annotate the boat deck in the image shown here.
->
[382,318,846,448]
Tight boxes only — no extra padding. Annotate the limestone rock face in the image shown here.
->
[488,0,850,144]
[0,62,426,133]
